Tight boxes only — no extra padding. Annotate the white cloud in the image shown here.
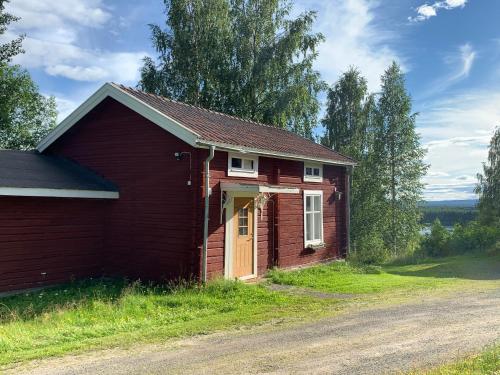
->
[7,0,111,29]
[417,5,438,19]
[455,43,476,79]
[45,65,109,81]
[418,90,500,200]
[294,0,403,92]
[2,0,147,84]
[409,0,467,22]
[418,43,476,99]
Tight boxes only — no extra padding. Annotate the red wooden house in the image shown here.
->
[0,83,355,292]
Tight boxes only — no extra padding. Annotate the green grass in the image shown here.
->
[411,344,499,374]
[1,253,498,367]
[267,253,500,294]
[0,278,333,366]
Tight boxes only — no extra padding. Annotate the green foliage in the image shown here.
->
[0,3,56,150]
[0,0,24,64]
[321,67,369,155]
[321,63,427,262]
[376,62,428,256]
[140,0,325,137]
[475,127,500,226]
[420,206,477,226]
[0,64,57,149]
[421,219,451,257]
[421,220,499,257]
[348,233,389,264]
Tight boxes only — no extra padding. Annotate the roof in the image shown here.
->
[0,150,119,199]
[37,83,356,166]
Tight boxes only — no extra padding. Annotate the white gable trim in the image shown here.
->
[36,83,355,167]
[0,187,119,199]
[37,83,199,152]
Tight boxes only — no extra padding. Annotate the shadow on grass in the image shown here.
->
[0,278,170,324]
[385,254,500,281]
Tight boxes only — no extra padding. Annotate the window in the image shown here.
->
[303,190,323,247]
[228,153,258,178]
[238,207,249,236]
[303,163,323,182]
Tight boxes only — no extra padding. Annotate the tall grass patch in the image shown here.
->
[0,278,331,365]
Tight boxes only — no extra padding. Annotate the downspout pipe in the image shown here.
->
[202,145,215,283]
[346,165,353,256]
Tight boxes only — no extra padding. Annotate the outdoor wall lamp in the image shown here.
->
[174,151,192,185]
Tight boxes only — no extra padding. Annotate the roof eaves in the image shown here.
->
[196,139,357,167]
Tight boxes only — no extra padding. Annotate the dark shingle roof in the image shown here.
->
[0,150,118,191]
[114,84,355,165]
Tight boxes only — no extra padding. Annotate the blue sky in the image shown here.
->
[2,0,499,201]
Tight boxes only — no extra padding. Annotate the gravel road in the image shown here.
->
[7,288,500,375]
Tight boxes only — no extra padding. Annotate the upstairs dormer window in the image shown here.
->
[228,153,258,178]
[304,163,323,182]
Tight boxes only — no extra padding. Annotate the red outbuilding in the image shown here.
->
[0,83,355,292]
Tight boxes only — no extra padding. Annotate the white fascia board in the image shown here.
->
[259,185,299,194]
[0,187,119,199]
[220,182,299,194]
[37,83,200,152]
[197,141,356,167]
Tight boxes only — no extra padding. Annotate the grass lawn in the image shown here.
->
[0,253,498,367]
[267,253,500,294]
[411,344,499,374]
[0,279,334,366]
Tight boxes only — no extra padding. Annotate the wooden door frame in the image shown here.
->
[224,191,258,280]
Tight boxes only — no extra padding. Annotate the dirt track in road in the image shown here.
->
[7,288,500,375]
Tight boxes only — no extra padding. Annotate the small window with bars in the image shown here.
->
[304,163,323,182]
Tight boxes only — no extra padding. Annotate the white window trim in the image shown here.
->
[303,163,323,183]
[303,190,324,247]
[227,153,259,178]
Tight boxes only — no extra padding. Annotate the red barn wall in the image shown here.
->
[47,98,200,281]
[201,150,346,279]
[0,197,107,292]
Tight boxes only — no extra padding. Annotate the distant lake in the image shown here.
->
[420,226,453,235]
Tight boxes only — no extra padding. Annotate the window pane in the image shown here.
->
[239,217,248,227]
[313,168,320,176]
[305,167,312,176]
[232,158,242,168]
[242,159,254,170]
[305,213,313,241]
[239,226,248,236]
[314,195,321,211]
[305,196,311,212]
[314,212,321,240]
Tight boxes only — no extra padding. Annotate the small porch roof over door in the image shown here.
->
[220,182,300,194]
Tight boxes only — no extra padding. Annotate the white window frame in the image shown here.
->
[227,153,259,178]
[303,190,324,247]
[303,163,323,182]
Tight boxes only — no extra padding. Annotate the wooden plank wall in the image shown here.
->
[48,98,201,281]
[0,197,107,292]
[202,151,347,279]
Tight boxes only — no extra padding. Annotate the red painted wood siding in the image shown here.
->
[201,150,346,279]
[41,97,346,283]
[0,197,107,292]
[47,98,200,281]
